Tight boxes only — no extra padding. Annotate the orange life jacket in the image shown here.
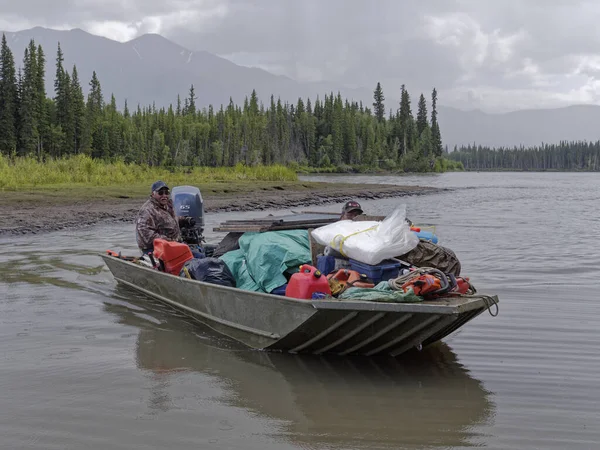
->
[401,273,443,297]
[327,269,375,289]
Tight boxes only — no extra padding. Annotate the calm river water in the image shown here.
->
[1,172,599,449]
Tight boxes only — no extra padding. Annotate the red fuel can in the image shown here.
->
[285,264,332,299]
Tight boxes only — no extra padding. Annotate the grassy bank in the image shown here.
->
[0,154,465,192]
[0,154,297,190]
[0,154,443,235]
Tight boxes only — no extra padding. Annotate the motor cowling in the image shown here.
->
[171,185,205,245]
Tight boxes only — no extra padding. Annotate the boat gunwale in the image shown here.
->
[311,297,494,315]
[101,254,315,308]
[101,254,497,316]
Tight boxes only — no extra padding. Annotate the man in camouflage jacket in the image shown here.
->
[136,180,182,253]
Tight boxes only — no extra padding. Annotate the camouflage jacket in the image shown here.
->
[135,196,182,250]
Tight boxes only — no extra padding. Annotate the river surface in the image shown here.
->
[1,172,598,449]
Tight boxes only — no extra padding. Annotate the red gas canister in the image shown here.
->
[153,238,194,275]
[285,264,332,299]
[454,277,472,294]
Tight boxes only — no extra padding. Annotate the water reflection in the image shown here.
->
[0,247,106,290]
[104,285,495,449]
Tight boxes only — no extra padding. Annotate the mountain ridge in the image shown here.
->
[3,26,600,148]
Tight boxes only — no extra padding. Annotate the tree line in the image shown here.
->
[448,141,600,171]
[0,35,446,171]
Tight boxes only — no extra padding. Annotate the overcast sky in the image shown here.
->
[1,0,599,112]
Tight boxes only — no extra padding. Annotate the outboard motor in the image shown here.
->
[171,185,205,246]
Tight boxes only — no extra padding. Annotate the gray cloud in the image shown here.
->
[2,0,600,111]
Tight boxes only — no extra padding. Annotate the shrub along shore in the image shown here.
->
[0,154,297,189]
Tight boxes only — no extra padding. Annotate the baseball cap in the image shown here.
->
[151,180,168,193]
[342,201,363,214]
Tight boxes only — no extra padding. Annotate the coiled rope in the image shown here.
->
[479,295,500,316]
[386,267,438,291]
[387,268,499,316]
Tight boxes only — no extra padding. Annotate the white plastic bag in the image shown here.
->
[311,205,419,265]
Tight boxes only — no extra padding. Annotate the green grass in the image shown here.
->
[0,154,298,190]
[432,158,465,172]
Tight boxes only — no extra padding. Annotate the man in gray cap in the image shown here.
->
[135,180,182,253]
[340,200,363,220]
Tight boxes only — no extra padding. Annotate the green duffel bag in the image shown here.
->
[396,240,462,276]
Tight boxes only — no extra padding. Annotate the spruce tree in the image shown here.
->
[186,85,196,116]
[431,87,443,156]
[0,33,18,154]
[266,94,278,164]
[296,97,305,115]
[373,81,385,122]
[397,85,413,156]
[35,44,51,155]
[398,85,412,123]
[84,71,103,155]
[416,93,428,137]
[17,44,39,156]
[331,93,344,163]
[70,65,85,153]
[54,43,71,147]
[54,43,65,114]
[175,94,181,116]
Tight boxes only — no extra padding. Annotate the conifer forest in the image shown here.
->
[448,141,600,171]
[0,35,448,172]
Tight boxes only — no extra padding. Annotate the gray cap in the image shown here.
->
[151,180,168,193]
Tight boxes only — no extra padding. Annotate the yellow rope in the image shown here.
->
[330,225,379,257]
[328,278,345,296]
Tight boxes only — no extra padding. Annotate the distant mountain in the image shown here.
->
[437,104,600,149]
[1,27,376,112]
[3,27,600,149]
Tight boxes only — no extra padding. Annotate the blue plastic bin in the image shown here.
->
[348,259,403,284]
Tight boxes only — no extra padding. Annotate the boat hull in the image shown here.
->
[101,255,498,357]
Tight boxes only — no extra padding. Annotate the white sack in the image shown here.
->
[311,205,419,265]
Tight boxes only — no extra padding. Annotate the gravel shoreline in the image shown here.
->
[0,183,441,236]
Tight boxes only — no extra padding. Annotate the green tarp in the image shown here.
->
[338,281,424,303]
[218,230,312,293]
